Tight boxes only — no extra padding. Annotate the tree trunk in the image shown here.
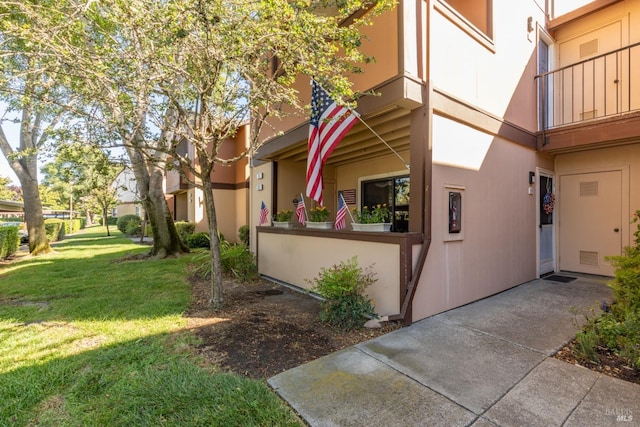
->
[201,172,224,309]
[85,208,93,227]
[19,166,50,255]
[127,152,188,258]
[102,206,111,236]
[146,167,187,257]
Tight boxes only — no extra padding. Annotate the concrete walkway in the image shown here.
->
[268,275,640,426]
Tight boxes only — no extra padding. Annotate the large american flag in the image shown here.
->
[259,201,269,225]
[335,193,347,230]
[306,80,359,205]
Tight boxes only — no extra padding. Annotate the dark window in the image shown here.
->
[361,175,409,232]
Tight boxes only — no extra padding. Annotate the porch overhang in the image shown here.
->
[253,75,423,166]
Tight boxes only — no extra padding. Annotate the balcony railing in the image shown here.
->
[537,41,640,130]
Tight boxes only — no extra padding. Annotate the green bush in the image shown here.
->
[220,242,258,282]
[191,242,258,283]
[186,232,210,249]
[238,225,250,246]
[309,256,377,330]
[67,218,84,234]
[106,216,119,225]
[0,225,20,259]
[175,221,196,243]
[575,328,599,362]
[117,214,141,235]
[45,219,66,242]
[574,210,640,371]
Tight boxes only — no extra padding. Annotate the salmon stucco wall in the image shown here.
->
[412,115,538,321]
[257,232,401,317]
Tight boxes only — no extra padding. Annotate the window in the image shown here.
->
[436,0,494,49]
[444,0,492,37]
[361,175,409,232]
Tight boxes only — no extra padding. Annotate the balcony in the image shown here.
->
[537,42,640,152]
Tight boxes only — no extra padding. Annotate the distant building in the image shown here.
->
[0,199,24,219]
[112,168,145,219]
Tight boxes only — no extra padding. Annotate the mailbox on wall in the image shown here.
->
[449,191,462,233]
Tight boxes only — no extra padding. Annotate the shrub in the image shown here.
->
[220,242,258,283]
[116,214,142,236]
[67,218,84,234]
[106,216,119,225]
[186,232,210,249]
[45,219,65,242]
[0,225,20,259]
[175,221,196,243]
[574,210,640,371]
[191,242,258,283]
[309,256,377,330]
[238,225,250,246]
[125,218,142,236]
[575,328,599,362]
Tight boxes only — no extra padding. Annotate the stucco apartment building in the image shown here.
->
[165,126,250,243]
[250,0,640,324]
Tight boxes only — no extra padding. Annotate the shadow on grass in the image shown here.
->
[0,331,300,426]
[0,229,190,322]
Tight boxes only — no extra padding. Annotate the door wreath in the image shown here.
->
[543,181,555,214]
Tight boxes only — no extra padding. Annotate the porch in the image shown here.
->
[257,226,423,322]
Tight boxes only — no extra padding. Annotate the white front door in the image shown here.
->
[559,171,622,276]
[538,172,555,276]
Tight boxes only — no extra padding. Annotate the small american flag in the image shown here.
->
[296,196,306,225]
[259,201,269,226]
[306,80,359,205]
[335,193,347,230]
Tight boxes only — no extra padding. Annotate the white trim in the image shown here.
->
[536,168,556,277]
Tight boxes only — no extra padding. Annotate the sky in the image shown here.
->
[0,111,20,186]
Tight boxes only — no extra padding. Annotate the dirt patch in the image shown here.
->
[185,276,403,379]
[554,339,640,385]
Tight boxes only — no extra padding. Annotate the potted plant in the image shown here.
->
[352,204,392,232]
[307,206,333,229]
[273,210,293,228]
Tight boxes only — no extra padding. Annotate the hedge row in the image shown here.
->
[0,226,20,259]
[44,218,86,242]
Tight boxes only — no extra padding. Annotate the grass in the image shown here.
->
[0,227,301,426]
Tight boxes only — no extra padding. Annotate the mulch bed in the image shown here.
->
[184,276,402,379]
[554,338,640,385]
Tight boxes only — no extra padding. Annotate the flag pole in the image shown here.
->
[355,115,410,170]
[300,192,309,221]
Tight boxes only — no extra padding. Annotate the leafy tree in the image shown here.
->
[0,176,21,201]
[0,0,79,254]
[1,0,394,307]
[42,141,122,235]
[38,184,65,211]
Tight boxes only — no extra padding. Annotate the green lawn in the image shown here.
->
[0,227,301,426]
